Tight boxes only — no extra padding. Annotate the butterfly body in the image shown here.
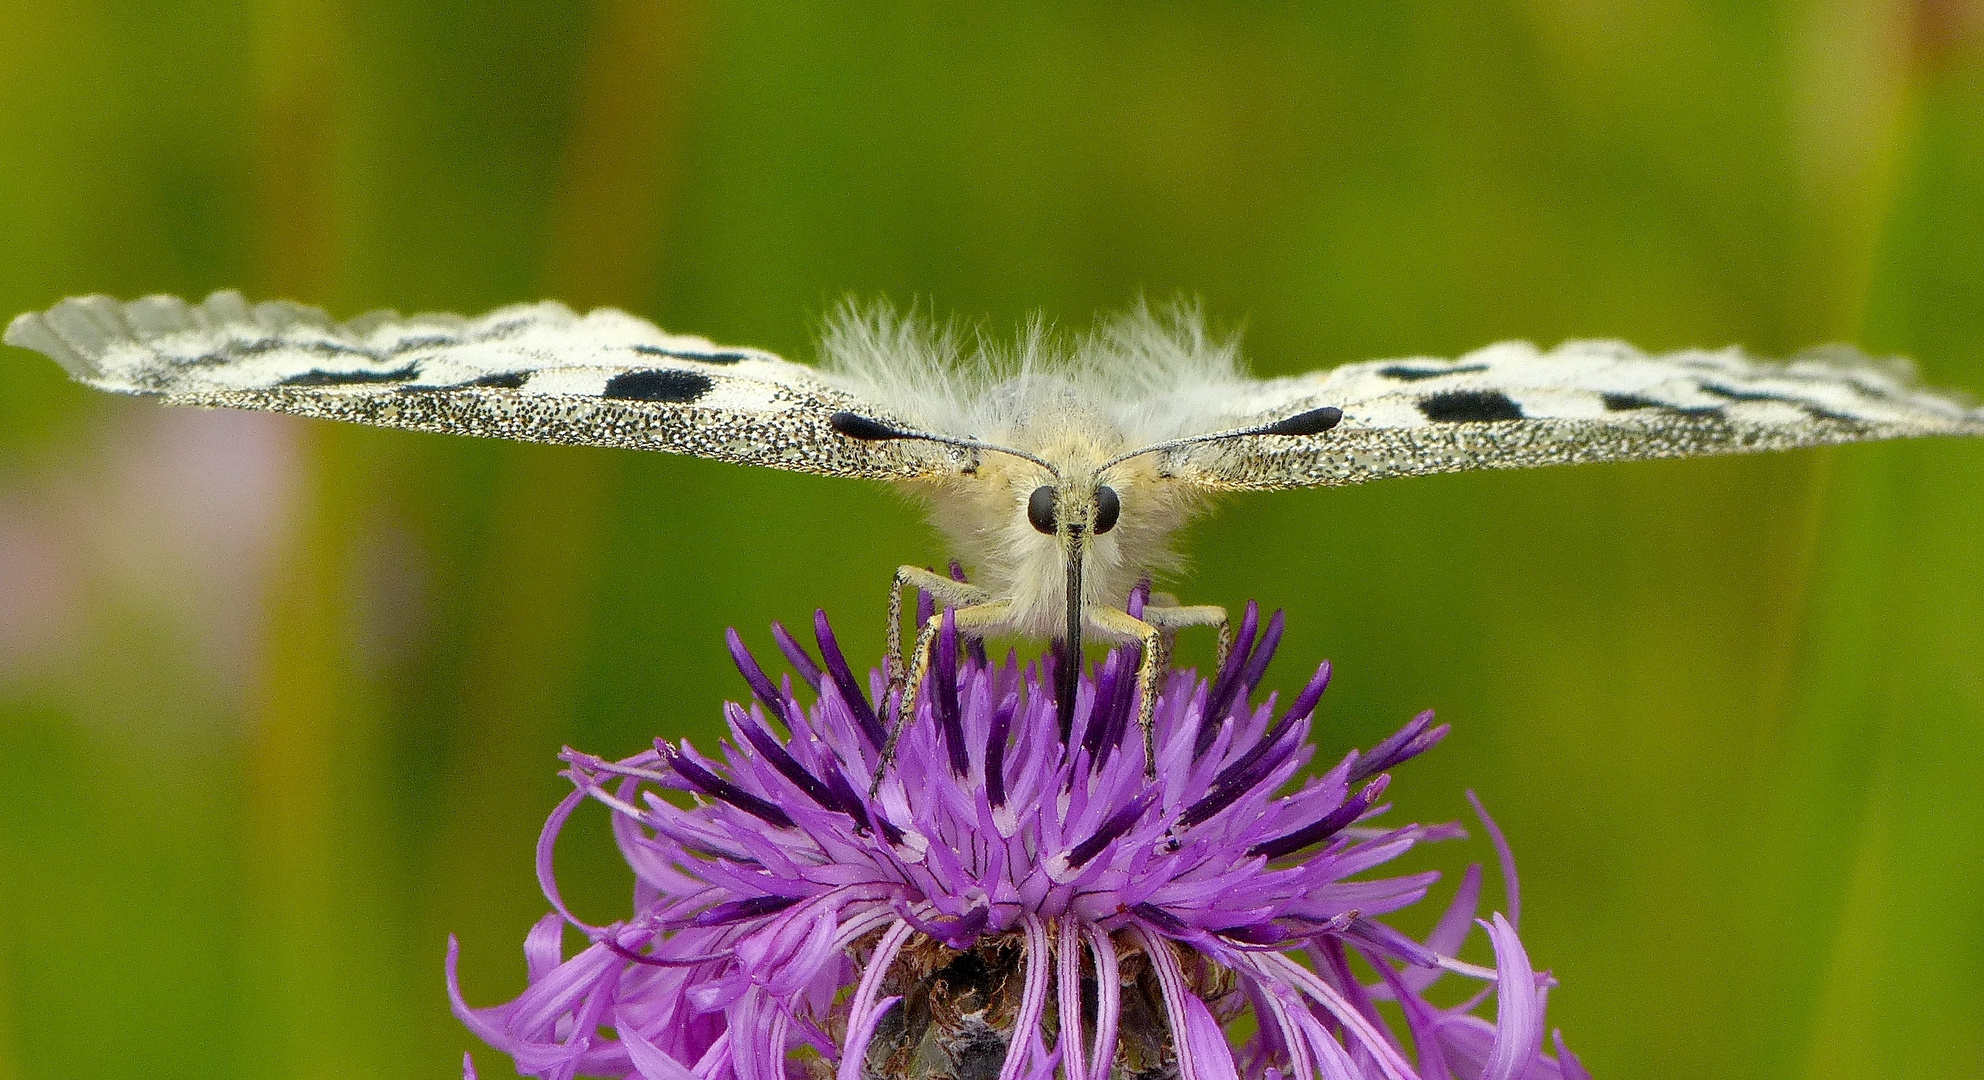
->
[11,290,1983,778]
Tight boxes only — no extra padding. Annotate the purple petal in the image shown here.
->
[841,995,902,1080]
[1396,862,1483,995]
[1241,978,1313,1080]
[523,912,567,982]
[813,609,886,749]
[1246,951,1419,1080]
[1232,608,1286,701]
[985,693,1017,808]
[1198,601,1261,757]
[1056,919,1090,1080]
[996,916,1054,1080]
[1080,650,1123,761]
[1478,914,1543,1080]
[727,628,794,727]
[623,1024,702,1080]
[1085,921,1122,1080]
[1132,927,1202,1080]
[1249,774,1391,860]
[770,621,825,691]
[1182,993,1242,1080]
[839,921,914,1080]
[447,937,522,1055]
[729,703,846,817]
[1469,791,1520,929]
[535,788,600,933]
[1179,713,1309,828]
[656,741,795,829]
[1428,863,1484,959]
[934,609,969,776]
[1284,660,1333,724]
[1064,789,1158,870]
[1093,644,1142,773]
[1552,1030,1591,1080]
[677,895,801,929]
[1351,710,1448,783]
[1362,945,1455,1080]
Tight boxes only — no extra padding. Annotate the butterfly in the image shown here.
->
[10,290,1982,783]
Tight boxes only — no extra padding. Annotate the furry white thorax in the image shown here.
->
[817,301,1243,636]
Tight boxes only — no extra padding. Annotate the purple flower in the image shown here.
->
[451,600,1589,1080]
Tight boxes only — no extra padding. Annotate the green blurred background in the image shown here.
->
[1,2,1981,1078]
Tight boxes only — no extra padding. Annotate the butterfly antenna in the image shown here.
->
[830,412,1060,475]
[1097,405,1343,473]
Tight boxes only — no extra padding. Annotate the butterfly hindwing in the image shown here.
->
[1178,339,1984,490]
[6,291,938,481]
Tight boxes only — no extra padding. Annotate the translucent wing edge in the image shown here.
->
[1233,340,1978,423]
[4,290,794,396]
[9,291,444,391]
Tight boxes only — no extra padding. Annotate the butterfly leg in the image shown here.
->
[1142,603,1229,665]
[1084,607,1169,780]
[885,565,992,694]
[872,598,1013,796]
[1142,603,1230,774]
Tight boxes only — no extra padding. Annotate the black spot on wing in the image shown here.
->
[465,372,528,389]
[395,371,528,394]
[479,318,532,340]
[1419,389,1524,423]
[1259,405,1343,436]
[1602,392,1660,411]
[235,338,373,359]
[387,335,456,353]
[1602,392,1722,417]
[1699,381,1860,424]
[1380,362,1489,382]
[603,369,713,403]
[1698,382,1787,404]
[280,362,421,387]
[632,343,752,365]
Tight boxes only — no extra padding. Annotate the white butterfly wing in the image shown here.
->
[1177,340,1984,490]
[6,291,941,481]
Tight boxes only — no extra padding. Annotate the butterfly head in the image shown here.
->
[1025,477,1119,540]
[829,406,1342,640]
[945,432,1154,627]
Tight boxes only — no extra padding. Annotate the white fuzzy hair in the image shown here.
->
[814,298,1256,450]
[812,298,1246,636]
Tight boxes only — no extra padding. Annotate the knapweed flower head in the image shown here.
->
[452,598,1589,1080]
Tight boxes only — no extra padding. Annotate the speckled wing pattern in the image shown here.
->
[4,291,938,481]
[1179,339,1984,490]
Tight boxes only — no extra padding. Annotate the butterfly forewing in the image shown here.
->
[1176,339,1984,490]
[5,291,941,481]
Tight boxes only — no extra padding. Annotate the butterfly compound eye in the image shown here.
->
[1093,485,1121,534]
[1027,486,1058,534]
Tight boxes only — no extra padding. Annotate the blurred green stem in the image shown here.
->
[241,2,411,1078]
[424,6,704,1072]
